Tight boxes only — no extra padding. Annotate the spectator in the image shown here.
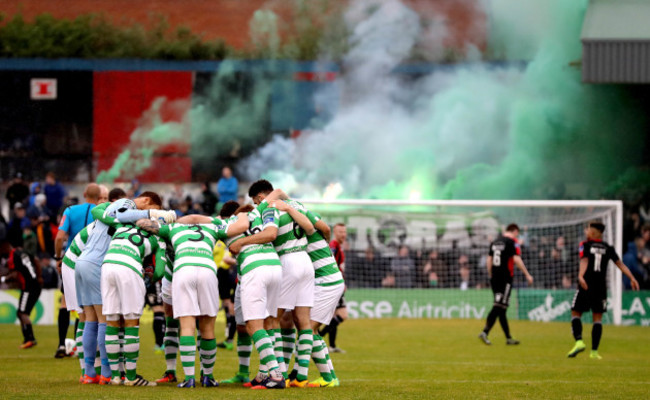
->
[7,203,28,248]
[623,237,649,289]
[27,194,50,222]
[127,179,142,198]
[28,182,41,207]
[24,209,54,257]
[6,172,29,212]
[217,166,238,203]
[421,250,448,288]
[561,273,575,289]
[166,182,188,211]
[200,182,218,215]
[350,247,382,288]
[453,254,478,290]
[384,245,416,288]
[43,172,65,218]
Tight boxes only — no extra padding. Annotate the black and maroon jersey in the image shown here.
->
[579,239,619,293]
[489,236,521,283]
[330,239,345,267]
[8,249,40,291]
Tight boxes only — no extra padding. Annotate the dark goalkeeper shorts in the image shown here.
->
[18,288,42,315]
[217,268,235,301]
[491,280,512,308]
[335,293,347,309]
[571,288,607,314]
[145,280,163,308]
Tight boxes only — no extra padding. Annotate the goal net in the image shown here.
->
[301,200,624,325]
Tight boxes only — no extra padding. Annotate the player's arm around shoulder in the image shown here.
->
[228,222,278,255]
[272,200,315,235]
[136,218,162,235]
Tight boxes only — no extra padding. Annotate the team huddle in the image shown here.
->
[56,179,344,389]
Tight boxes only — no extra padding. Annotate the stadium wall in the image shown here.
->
[2,289,649,326]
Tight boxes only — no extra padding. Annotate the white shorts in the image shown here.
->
[161,276,172,305]
[172,267,219,318]
[234,284,244,325]
[240,266,282,322]
[62,265,82,313]
[278,252,314,310]
[101,264,146,320]
[311,284,345,325]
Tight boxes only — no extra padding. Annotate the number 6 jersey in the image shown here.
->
[489,235,521,284]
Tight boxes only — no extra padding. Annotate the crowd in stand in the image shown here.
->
[2,168,648,293]
[345,230,593,291]
[0,167,239,291]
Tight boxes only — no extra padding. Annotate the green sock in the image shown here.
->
[237,332,252,376]
[296,329,313,381]
[124,326,140,381]
[179,336,196,380]
[105,326,121,379]
[199,338,217,379]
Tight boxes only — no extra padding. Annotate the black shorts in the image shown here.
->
[18,289,41,315]
[145,280,163,308]
[336,293,347,309]
[217,268,236,301]
[491,279,512,308]
[571,288,607,314]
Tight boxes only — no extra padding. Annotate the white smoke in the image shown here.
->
[240,0,634,200]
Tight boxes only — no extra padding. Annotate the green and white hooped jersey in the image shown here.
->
[103,224,167,277]
[221,207,282,277]
[258,199,310,256]
[158,222,228,274]
[306,213,344,287]
[62,222,96,269]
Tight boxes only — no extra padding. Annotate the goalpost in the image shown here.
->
[301,199,624,325]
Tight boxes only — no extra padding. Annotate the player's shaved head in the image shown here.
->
[98,185,109,203]
[83,183,101,202]
[109,188,127,202]
[219,201,240,218]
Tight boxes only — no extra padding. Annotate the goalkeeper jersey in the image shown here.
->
[306,213,344,287]
[62,222,96,270]
[103,224,168,278]
[158,222,229,274]
[221,207,282,277]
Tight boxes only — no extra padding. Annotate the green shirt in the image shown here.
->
[223,207,282,276]
[62,222,96,269]
[158,222,228,273]
[103,224,168,279]
[306,212,344,286]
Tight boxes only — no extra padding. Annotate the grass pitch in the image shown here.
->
[0,318,648,399]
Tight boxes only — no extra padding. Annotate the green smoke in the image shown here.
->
[98,0,648,202]
[96,97,186,183]
[242,0,647,200]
